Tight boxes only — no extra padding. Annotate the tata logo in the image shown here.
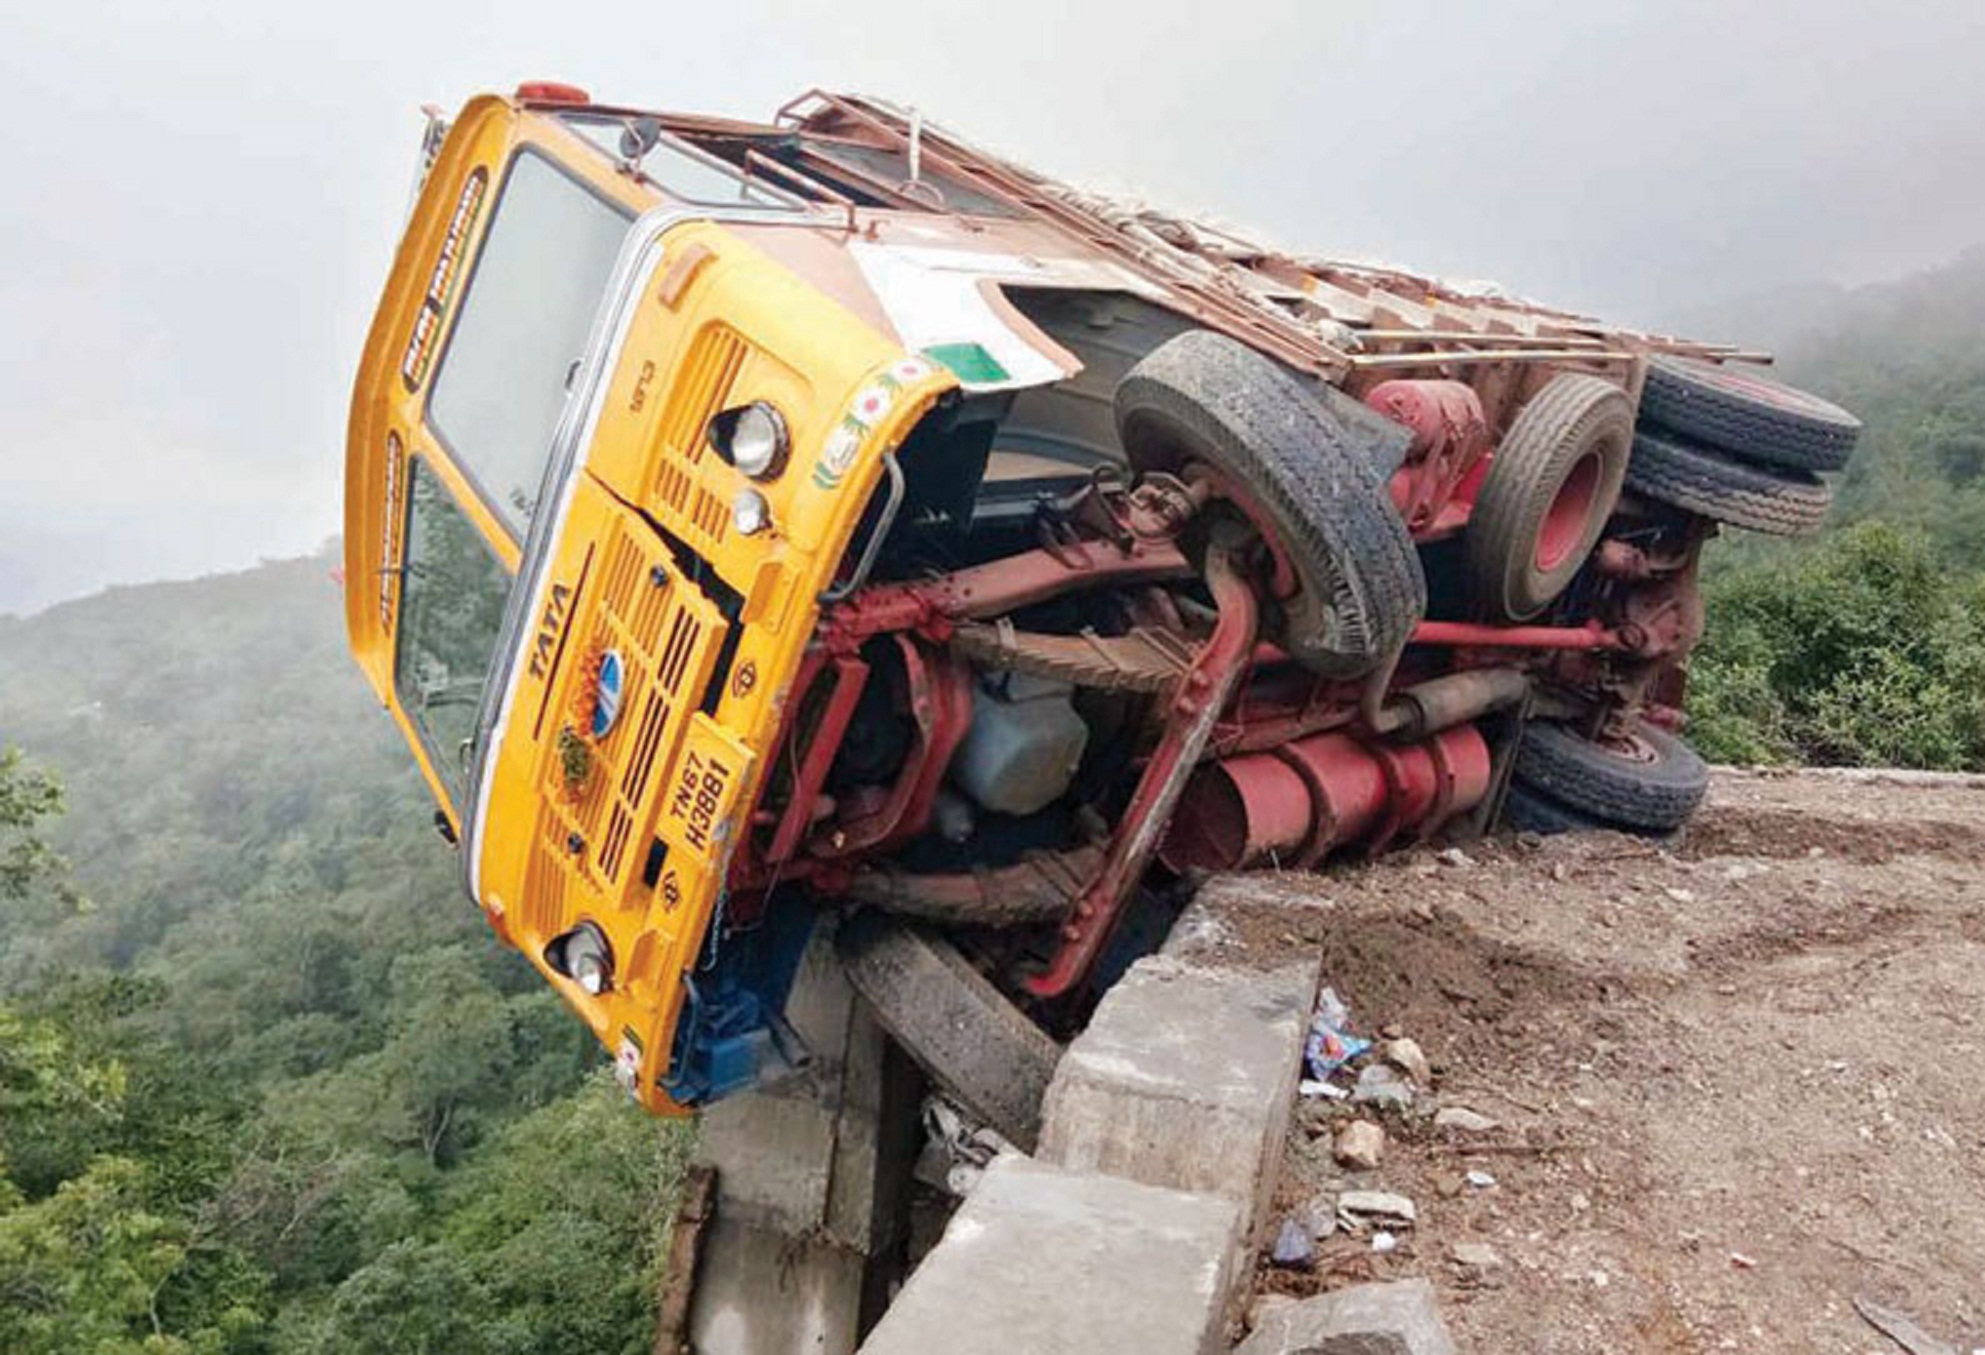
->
[526,582,573,681]
[591,650,626,739]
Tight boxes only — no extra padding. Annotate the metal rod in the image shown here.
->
[819,452,905,604]
[1350,349,1636,368]
[1355,329,1608,348]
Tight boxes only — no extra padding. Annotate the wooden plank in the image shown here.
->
[654,1165,718,1355]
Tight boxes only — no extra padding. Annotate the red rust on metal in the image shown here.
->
[827,538,1192,645]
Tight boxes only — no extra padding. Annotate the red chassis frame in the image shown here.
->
[724,380,1704,1004]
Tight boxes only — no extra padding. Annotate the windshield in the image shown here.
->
[394,460,514,808]
[429,151,631,541]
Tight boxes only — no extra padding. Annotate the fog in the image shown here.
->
[3,0,1981,616]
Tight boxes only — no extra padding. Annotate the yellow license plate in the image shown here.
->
[658,713,754,863]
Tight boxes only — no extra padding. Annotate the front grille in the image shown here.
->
[533,520,716,898]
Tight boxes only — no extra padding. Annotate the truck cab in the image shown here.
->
[348,87,980,1111]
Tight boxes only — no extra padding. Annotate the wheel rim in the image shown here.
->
[1593,728,1662,765]
[1535,450,1602,572]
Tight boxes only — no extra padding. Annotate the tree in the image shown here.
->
[0,746,79,918]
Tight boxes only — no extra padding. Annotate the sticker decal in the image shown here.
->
[813,421,864,490]
[849,383,895,427]
[811,359,939,490]
[614,1029,645,1094]
[377,432,403,628]
[400,165,488,392]
[730,659,757,700]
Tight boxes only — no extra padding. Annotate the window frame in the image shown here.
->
[423,144,637,547]
[391,454,517,814]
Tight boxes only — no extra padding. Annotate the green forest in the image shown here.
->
[2,251,1981,1354]
[1687,248,1985,769]
[0,561,690,1355]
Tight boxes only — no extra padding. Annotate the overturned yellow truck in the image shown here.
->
[344,82,1859,1137]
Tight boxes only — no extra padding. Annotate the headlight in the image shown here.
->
[708,401,790,480]
[732,488,771,536]
[546,921,614,995]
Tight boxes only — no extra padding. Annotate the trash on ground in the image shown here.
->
[1299,1078,1349,1100]
[1352,1062,1414,1109]
[1270,1216,1317,1269]
[913,1095,1016,1196]
[1304,986,1372,1080]
[1729,1251,1757,1269]
[1371,1229,1399,1253]
[1465,1169,1498,1190]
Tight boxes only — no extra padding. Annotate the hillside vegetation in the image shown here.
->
[1685,249,1985,770]
[0,558,689,1355]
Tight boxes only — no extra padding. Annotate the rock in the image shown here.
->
[1432,1105,1498,1133]
[1249,1293,1299,1332]
[1450,1241,1501,1270]
[1371,1229,1398,1253]
[1338,1189,1416,1228]
[1382,1037,1432,1086]
[1464,1169,1497,1189]
[1234,1278,1458,1355]
[1352,1063,1414,1109]
[1271,1216,1316,1269]
[1333,1120,1386,1170]
[1433,1173,1465,1200]
[1300,1194,1339,1239]
[1437,847,1473,868]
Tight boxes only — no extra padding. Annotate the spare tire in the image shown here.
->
[1501,782,1607,836]
[837,913,1061,1151]
[1512,718,1708,833]
[1463,374,1632,621]
[1627,429,1833,537]
[1115,330,1425,679]
[1639,354,1860,472]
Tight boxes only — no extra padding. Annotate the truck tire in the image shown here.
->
[1639,354,1860,472]
[1463,374,1632,621]
[1501,782,1607,836]
[837,913,1061,1151]
[1115,330,1426,678]
[1627,430,1833,537]
[1512,718,1709,833]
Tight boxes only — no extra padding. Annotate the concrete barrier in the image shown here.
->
[858,1155,1241,1355]
[1038,953,1318,1246]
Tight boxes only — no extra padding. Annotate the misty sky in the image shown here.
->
[3,0,1982,616]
